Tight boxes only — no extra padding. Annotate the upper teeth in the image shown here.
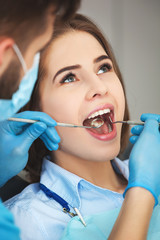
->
[88,108,110,119]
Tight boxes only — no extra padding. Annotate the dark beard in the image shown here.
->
[0,60,21,99]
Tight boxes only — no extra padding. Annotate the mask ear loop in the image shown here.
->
[12,44,27,74]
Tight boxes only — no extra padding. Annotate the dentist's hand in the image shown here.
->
[124,116,160,206]
[0,111,60,187]
[130,113,160,144]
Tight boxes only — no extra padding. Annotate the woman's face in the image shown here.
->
[40,31,125,162]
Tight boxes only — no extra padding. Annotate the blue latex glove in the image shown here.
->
[130,114,160,144]
[124,115,160,206]
[0,199,20,240]
[0,111,60,187]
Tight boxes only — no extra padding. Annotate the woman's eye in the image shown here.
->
[97,63,112,75]
[60,73,76,83]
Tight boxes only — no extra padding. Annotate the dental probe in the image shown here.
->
[112,120,160,125]
[8,117,103,129]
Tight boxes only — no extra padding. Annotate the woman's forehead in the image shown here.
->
[47,31,106,70]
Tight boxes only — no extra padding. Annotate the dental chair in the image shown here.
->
[0,172,29,202]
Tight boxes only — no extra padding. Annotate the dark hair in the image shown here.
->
[24,14,130,182]
[0,0,81,53]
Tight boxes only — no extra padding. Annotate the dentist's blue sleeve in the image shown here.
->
[0,199,20,240]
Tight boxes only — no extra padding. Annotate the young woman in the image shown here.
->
[5,14,160,240]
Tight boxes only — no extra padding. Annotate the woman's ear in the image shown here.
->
[0,38,14,66]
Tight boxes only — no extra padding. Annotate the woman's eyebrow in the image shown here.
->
[93,55,110,63]
[53,55,110,81]
[53,64,81,81]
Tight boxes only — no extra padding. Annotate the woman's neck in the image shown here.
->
[51,150,127,193]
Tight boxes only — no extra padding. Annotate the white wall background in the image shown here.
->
[79,0,160,119]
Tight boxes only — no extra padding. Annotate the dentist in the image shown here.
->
[0,0,80,239]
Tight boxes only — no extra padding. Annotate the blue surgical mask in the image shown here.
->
[0,44,40,121]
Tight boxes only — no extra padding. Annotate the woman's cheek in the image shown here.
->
[114,80,125,117]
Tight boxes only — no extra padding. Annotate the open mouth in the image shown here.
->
[83,108,114,135]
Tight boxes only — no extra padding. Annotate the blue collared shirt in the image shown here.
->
[5,157,129,240]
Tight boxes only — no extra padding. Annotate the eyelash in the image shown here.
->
[60,72,77,84]
[97,63,112,74]
[59,63,112,84]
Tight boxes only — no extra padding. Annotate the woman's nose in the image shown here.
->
[85,74,108,100]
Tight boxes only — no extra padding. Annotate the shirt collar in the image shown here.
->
[40,157,82,209]
[40,157,129,209]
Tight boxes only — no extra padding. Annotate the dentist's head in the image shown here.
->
[0,0,81,120]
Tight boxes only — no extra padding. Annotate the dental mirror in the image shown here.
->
[8,117,104,129]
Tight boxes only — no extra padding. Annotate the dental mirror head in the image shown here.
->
[91,118,104,128]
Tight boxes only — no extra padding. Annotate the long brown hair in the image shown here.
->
[24,14,130,182]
